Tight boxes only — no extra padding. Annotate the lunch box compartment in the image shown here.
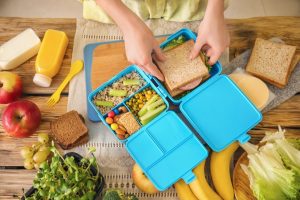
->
[91,67,148,116]
[146,136,207,189]
[124,84,168,124]
[146,112,192,152]
[88,28,262,191]
[89,66,170,143]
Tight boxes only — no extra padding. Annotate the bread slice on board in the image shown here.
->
[246,38,296,88]
[155,40,209,91]
[50,110,89,150]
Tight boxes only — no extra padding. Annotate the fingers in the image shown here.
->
[203,47,221,65]
[142,62,164,81]
[208,49,221,65]
[190,37,205,60]
[139,64,151,74]
[206,48,213,58]
[153,42,166,62]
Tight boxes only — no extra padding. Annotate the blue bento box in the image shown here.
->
[88,28,262,191]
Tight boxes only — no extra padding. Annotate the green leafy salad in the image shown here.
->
[24,144,103,200]
[240,126,300,200]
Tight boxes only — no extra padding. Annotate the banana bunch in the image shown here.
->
[174,142,239,200]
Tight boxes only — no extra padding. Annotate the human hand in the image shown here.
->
[95,0,165,81]
[190,6,230,65]
[123,22,165,81]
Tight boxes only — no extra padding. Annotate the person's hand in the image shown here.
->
[123,22,165,81]
[95,0,165,81]
[190,5,230,65]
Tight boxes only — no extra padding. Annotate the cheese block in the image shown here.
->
[0,28,41,70]
[229,73,269,110]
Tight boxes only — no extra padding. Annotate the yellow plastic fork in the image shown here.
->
[46,60,84,107]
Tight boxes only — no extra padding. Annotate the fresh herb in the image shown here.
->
[240,126,300,200]
[24,142,102,200]
[200,51,212,72]
[102,189,138,200]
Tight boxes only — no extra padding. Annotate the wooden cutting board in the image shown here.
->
[90,37,167,90]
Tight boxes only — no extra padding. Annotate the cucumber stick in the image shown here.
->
[123,79,140,86]
[138,94,159,117]
[109,89,127,97]
[140,104,166,122]
[95,100,114,107]
[147,98,164,111]
[141,112,160,125]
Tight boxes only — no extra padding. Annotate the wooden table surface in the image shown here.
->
[0,16,299,199]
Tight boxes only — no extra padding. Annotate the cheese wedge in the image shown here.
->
[0,28,41,70]
[229,73,269,110]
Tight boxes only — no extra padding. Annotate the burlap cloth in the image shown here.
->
[66,18,299,199]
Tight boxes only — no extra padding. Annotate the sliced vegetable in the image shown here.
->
[163,35,186,51]
[240,126,300,200]
[95,100,114,107]
[109,89,127,97]
[123,79,140,86]
[141,113,160,125]
[138,94,159,117]
[140,105,166,122]
[147,98,164,111]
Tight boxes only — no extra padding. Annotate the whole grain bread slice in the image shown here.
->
[246,38,296,88]
[50,110,88,150]
[117,112,140,135]
[154,40,209,91]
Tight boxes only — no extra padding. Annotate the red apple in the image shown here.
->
[2,100,41,138]
[132,163,159,194]
[0,72,22,104]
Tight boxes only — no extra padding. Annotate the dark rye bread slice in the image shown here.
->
[50,110,88,150]
[154,39,209,91]
[246,38,296,88]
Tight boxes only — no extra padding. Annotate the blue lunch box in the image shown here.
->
[88,28,262,191]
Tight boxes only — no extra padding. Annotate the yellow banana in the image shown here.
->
[210,142,239,200]
[174,179,198,200]
[189,160,222,200]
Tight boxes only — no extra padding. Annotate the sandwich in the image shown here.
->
[50,110,89,150]
[246,38,297,88]
[154,39,210,97]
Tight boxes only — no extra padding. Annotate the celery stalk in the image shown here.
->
[109,89,127,97]
[140,105,166,122]
[94,100,114,107]
[147,98,164,111]
[138,95,159,117]
[123,79,140,86]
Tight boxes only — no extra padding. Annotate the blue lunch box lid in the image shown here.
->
[179,74,262,152]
